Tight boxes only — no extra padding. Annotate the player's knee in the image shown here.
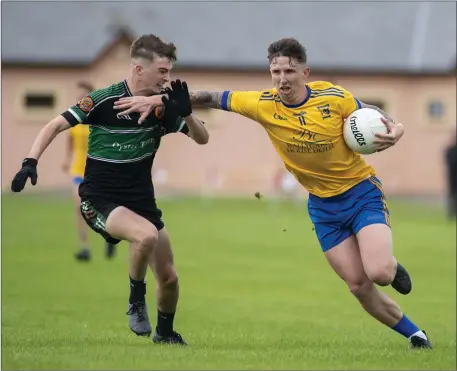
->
[135,230,158,253]
[366,263,395,286]
[348,279,372,299]
[158,267,179,290]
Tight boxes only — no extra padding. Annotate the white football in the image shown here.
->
[343,108,388,155]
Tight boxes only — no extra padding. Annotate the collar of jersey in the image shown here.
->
[279,85,311,109]
[123,80,133,96]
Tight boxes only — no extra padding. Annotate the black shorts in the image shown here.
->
[80,195,164,245]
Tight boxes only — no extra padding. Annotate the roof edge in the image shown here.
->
[2,61,455,77]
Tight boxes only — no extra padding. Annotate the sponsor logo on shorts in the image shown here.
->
[81,201,107,232]
[81,201,95,219]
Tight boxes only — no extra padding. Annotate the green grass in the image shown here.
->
[1,194,456,370]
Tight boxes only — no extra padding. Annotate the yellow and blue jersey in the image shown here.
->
[220,81,375,198]
[69,124,89,178]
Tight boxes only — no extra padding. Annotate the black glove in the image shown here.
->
[158,87,181,133]
[11,158,38,192]
[162,79,192,118]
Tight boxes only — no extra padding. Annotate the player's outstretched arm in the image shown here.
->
[114,91,225,124]
[114,86,261,123]
[189,91,224,109]
[190,90,261,122]
[28,116,71,160]
[11,116,71,192]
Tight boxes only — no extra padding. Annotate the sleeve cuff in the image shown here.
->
[221,91,231,111]
[61,111,80,126]
[354,98,362,109]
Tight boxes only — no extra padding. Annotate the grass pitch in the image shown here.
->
[1,194,455,369]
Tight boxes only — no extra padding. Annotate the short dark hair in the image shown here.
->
[267,38,307,64]
[77,81,94,93]
[130,34,177,62]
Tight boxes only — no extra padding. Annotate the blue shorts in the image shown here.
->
[72,176,84,186]
[308,176,391,252]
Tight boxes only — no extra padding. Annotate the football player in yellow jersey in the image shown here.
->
[114,38,432,349]
[62,82,116,262]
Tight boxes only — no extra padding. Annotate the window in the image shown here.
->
[16,87,60,124]
[428,101,445,119]
[24,93,55,109]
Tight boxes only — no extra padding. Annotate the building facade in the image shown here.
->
[2,41,456,197]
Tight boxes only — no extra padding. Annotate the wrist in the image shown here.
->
[149,95,165,107]
[23,158,38,167]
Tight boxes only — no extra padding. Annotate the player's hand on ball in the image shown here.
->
[373,117,404,152]
[114,95,163,125]
[11,158,38,192]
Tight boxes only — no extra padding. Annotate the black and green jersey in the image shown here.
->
[61,80,189,201]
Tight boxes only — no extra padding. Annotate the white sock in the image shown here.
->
[408,330,427,341]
